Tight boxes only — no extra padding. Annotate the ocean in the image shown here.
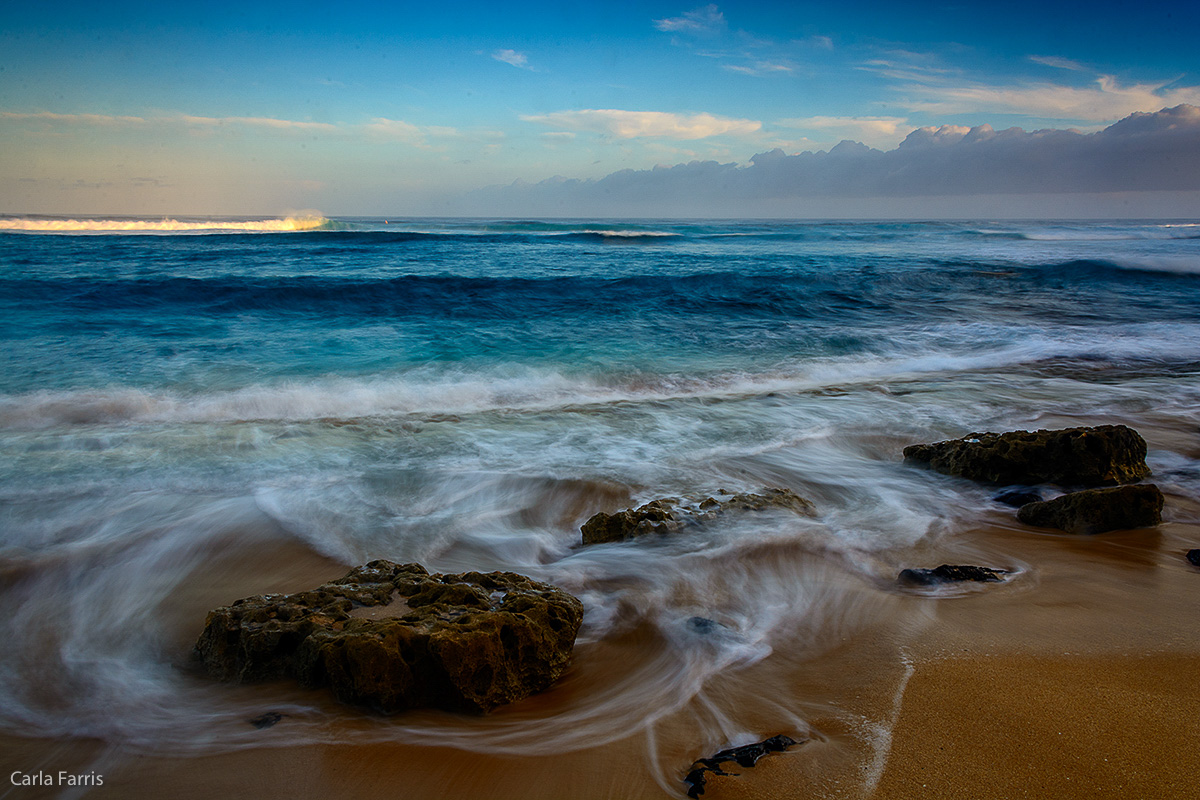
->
[2,217,1199,781]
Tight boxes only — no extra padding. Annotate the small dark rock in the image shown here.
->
[904,425,1150,487]
[684,734,801,798]
[250,712,284,729]
[1187,549,1200,567]
[1017,484,1164,535]
[581,488,815,546]
[993,488,1044,507]
[898,564,1007,587]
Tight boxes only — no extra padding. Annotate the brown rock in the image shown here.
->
[580,488,815,546]
[195,561,583,714]
[903,425,1150,487]
[898,565,1008,587]
[1016,484,1164,535]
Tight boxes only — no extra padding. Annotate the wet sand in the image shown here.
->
[2,497,1198,800]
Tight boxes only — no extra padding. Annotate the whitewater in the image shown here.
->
[1,217,1199,778]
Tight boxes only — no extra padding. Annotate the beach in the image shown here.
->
[1,218,1199,798]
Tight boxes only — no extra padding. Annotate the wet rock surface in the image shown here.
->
[903,425,1150,487]
[898,564,1009,587]
[1016,484,1164,535]
[195,560,584,714]
[683,735,802,798]
[581,488,815,545]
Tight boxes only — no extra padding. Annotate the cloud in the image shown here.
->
[492,49,530,69]
[653,4,725,35]
[1,111,147,125]
[470,105,1200,215]
[777,115,910,147]
[900,75,1200,121]
[520,109,761,140]
[1,109,465,145]
[178,115,339,132]
[1029,55,1086,72]
[723,61,793,76]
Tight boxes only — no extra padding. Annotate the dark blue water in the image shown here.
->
[1,216,1199,760]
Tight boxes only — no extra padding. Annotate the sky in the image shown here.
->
[2,0,1199,217]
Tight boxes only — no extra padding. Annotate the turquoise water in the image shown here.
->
[1,217,1199,758]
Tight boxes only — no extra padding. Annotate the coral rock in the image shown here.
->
[1016,485,1164,535]
[903,425,1150,487]
[195,561,583,713]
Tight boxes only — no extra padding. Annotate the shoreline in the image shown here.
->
[3,500,1196,800]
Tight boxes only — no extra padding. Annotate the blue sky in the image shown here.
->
[2,1,1198,215]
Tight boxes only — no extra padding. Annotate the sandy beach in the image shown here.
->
[4,480,1196,800]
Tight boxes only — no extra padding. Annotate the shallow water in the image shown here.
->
[1,217,1199,772]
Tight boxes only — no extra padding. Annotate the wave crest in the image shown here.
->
[0,216,330,233]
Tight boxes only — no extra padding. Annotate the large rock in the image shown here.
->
[1016,485,1164,535]
[195,560,583,713]
[903,425,1150,487]
[581,488,815,545]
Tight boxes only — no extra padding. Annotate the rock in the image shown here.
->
[898,564,1008,587]
[249,712,284,729]
[195,560,584,714]
[1185,549,1200,567]
[1016,484,1164,535]
[903,425,1150,487]
[683,735,801,798]
[993,488,1044,507]
[581,488,815,545]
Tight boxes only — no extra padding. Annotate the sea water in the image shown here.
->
[1,217,1199,761]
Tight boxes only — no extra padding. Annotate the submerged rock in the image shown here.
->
[683,735,801,798]
[580,488,815,545]
[195,560,583,714]
[903,425,1150,487]
[898,564,1008,587]
[1188,549,1200,567]
[1016,484,1164,535]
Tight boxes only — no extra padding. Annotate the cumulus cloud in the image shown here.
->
[653,4,725,35]
[469,105,1200,215]
[492,49,530,69]
[521,109,761,140]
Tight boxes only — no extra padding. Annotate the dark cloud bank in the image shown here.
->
[460,105,1200,218]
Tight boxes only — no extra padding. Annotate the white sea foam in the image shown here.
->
[0,216,329,233]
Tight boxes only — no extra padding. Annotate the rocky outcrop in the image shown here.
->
[195,560,584,714]
[581,488,815,545]
[898,564,1008,587]
[903,425,1150,487]
[684,735,802,798]
[1016,485,1164,535]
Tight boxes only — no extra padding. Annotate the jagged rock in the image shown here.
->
[581,488,815,545]
[683,735,801,798]
[1016,485,1164,535]
[1188,549,1200,567]
[993,488,1044,507]
[903,425,1150,487]
[195,560,583,714]
[898,564,1008,587]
